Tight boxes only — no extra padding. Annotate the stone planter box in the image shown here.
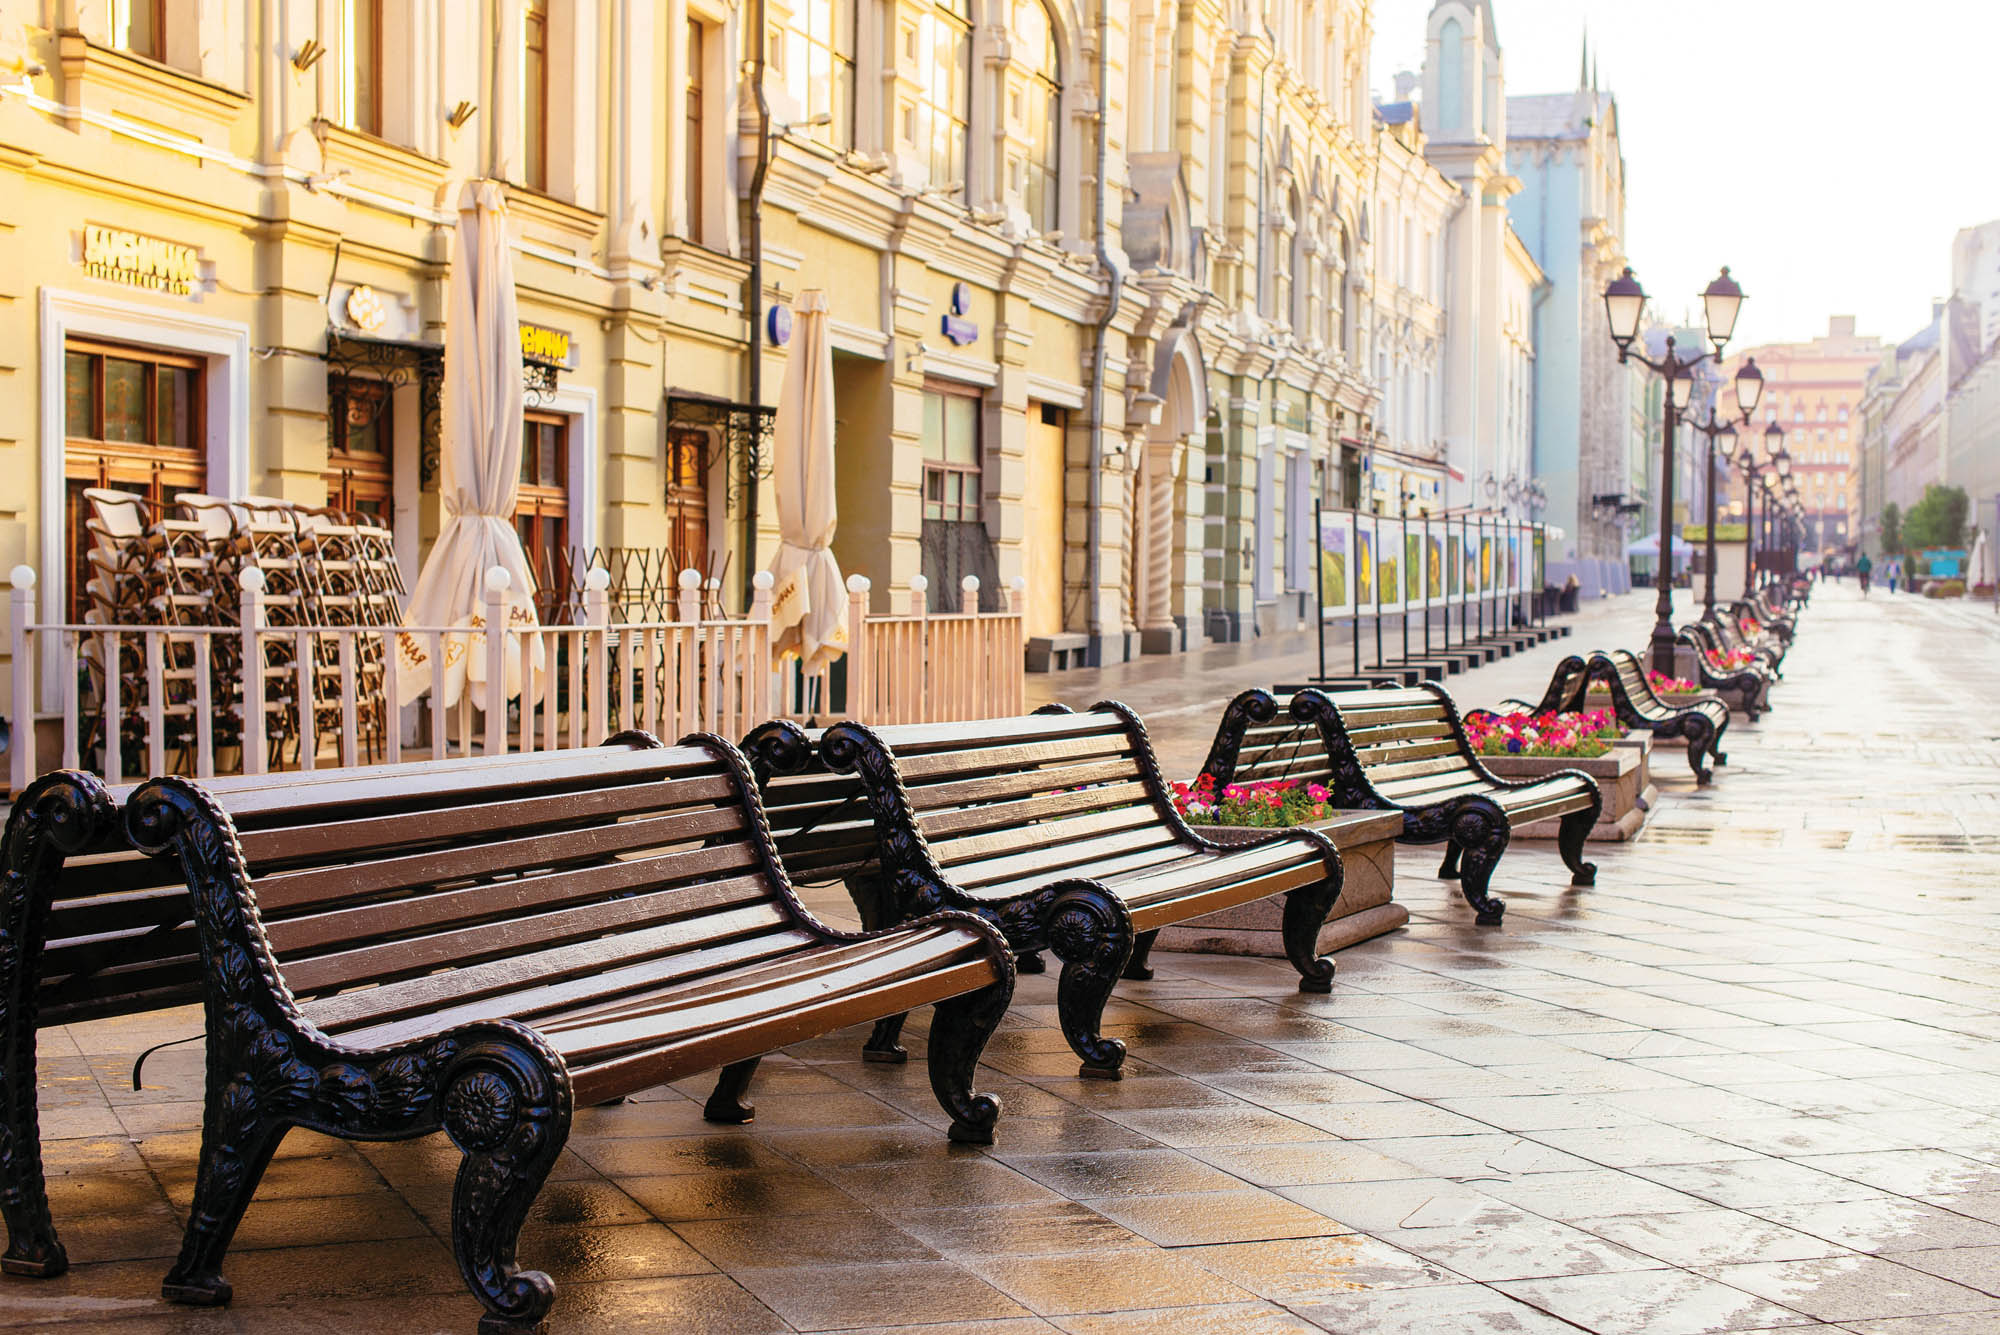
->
[1480,747,1655,842]
[1156,810,1406,959]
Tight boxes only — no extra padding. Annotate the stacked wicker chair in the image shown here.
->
[70,488,407,775]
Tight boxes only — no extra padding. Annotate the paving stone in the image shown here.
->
[21,585,2000,1330]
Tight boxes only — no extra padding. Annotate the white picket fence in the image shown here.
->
[7,565,1026,793]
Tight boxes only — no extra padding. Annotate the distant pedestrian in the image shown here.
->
[1887,557,1902,595]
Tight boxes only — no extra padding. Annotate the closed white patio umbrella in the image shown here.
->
[768,290,847,671]
[395,180,545,712]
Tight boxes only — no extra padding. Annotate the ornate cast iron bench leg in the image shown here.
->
[1449,802,1511,926]
[703,1058,762,1124]
[1041,884,1136,1081]
[926,977,1012,1145]
[1121,930,1160,981]
[1685,716,1717,784]
[1437,841,1463,880]
[1280,827,1344,993]
[1,772,116,1280]
[1557,795,1601,887]
[440,1035,573,1335]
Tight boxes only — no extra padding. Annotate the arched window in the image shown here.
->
[913,0,971,196]
[1007,0,1060,233]
[1273,187,1298,329]
[1336,223,1353,355]
[1288,189,1307,332]
[1436,18,1464,131]
[1305,215,1325,345]
[778,0,856,150]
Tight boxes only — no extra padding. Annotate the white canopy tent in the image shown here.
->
[767,289,848,671]
[395,180,545,712]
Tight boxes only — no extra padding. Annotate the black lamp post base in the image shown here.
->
[1650,623,1679,678]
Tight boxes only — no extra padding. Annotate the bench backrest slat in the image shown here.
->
[754,709,1188,893]
[31,739,803,1032]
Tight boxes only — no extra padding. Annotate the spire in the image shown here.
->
[1579,28,1590,90]
[1592,53,1600,92]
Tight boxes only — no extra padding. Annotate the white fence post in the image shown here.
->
[1007,574,1027,715]
[958,576,980,723]
[845,573,871,724]
[586,568,611,744]
[748,570,774,724]
[483,566,510,757]
[10,566,36,794]
[240,568,267,776]
[907,574,929,725]
[676,569,701,734]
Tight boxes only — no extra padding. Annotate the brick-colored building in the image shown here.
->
[1719,316,1883,557]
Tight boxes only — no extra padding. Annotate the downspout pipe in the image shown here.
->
[1086,0,1121,663]
[743,0,774,608]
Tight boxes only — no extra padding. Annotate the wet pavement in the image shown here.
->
[21,581,2000,1333]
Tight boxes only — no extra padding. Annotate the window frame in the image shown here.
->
[777,0,857,152]
[324,373,396,520]
[344,0,385,137]
[115,0,168,63]
[516,408,571,589]
[920,382,983,526]
[62,337,208,624]
[522,0,551,192]
[911,0,972,199]
[1008,0,1060,233]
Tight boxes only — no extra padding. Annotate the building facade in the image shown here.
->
[1360,1,1544,534]
[1876,311,1946,524]
[1721,317,1883,558]
[1943,221,2000,521]
[1505,57,1643,577]
[2,0,1413,678]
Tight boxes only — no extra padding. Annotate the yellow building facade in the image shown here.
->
[0,0,1382,677]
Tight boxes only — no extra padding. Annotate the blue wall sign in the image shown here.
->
[767,304,793,346]
[942,282,978,346]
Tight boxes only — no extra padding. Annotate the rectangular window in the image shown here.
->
[325,375,395,519]
[684,20,705,236]
[63,339,206,624]
[523,0,550,191]
[116,0,166,62]
[913,1,970,196]
[921,388,981,523]
[345,0,383,135]
[517,411,570,591]
[778,1,855,151]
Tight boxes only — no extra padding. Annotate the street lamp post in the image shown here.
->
[1741,421,1788,597]
[1601,266,1748,674]
[1686,361,1763,615]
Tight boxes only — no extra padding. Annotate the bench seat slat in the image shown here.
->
[275,872,786,998]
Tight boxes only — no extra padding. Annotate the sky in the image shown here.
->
[1368,0,2000,350]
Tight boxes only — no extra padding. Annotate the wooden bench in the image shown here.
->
[743,703,1345,1079]
[1585,649,1731,784]
[1492,653,1593,717]
[0,736,1013,1332]
[1679,623,1776,717]
[1736,595,1795,648]
[1270,686,1600,925]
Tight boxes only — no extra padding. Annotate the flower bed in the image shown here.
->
[1706,647,1759,672]
[1464,709,1623,760]
[1589,668,1703,701]
[1170,774,1335,828]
